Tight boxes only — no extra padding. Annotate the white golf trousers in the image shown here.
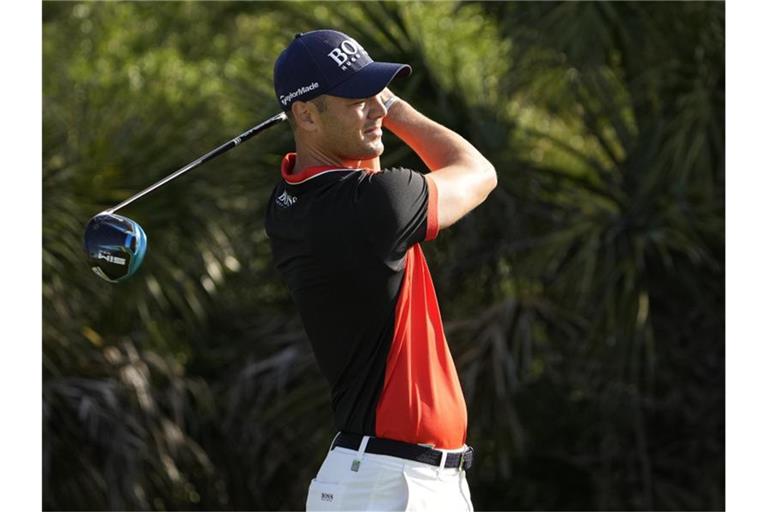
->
[306,435,474,511]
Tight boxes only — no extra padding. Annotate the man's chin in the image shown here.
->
[350,144,384,161]
[365,141,385,158]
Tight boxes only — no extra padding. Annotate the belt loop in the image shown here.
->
[357,435,370,458]
[437,449,448,474]
[349,435,370,473]
[328,432,341,456]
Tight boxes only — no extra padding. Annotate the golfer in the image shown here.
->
[266,30,497,511]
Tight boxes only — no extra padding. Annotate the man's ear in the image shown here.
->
[291,100,320,132]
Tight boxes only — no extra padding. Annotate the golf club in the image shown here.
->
[84,111,287,283]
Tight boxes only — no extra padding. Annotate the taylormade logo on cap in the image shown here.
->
[273,29,412,112]
[280,82,320,106]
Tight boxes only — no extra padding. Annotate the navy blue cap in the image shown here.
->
[273,29,411,112]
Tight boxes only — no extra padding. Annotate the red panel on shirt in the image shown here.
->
[374,244,468,449]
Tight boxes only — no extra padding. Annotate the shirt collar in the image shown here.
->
[281,153,360,185]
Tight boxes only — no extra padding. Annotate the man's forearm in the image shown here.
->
[381,91,497,230]
[382,96,493,174]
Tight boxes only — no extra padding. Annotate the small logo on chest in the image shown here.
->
[276,190,297,208]
[321,492,334,502]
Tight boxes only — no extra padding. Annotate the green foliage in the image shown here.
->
[43,1,724,510]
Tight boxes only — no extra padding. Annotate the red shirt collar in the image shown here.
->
[281,153,375,184]
[281,153,348,184]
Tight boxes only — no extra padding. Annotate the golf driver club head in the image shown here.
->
[83,213,148,283]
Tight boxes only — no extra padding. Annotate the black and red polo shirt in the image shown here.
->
[265,153,467,449]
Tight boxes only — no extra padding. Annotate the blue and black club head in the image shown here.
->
[83,213,148,283]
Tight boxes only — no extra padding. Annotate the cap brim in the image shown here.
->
[327,61,412,99]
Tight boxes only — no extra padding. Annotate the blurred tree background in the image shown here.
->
[42,1,724,510]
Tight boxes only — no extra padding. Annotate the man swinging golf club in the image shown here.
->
[266,30,497,511]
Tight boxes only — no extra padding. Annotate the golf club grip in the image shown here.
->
[104,112,287,215]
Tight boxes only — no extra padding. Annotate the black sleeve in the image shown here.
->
[355,167,437,261]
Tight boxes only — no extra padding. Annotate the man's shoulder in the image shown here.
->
[363,166,422,181]
[354,166,426,205]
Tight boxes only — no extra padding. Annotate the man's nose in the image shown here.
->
[369,94,387,119]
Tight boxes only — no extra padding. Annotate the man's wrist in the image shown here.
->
[383,95,399,112]
[382,94,407,130]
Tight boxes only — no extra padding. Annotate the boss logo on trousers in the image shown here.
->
[327,39,369,71]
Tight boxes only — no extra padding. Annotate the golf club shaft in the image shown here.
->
[104,112,287,215]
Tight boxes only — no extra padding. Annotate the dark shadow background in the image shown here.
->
[43,1,724,510]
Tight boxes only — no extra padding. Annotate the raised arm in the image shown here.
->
[381,93,497,230]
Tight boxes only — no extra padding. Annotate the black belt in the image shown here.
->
[332,432,474,470]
